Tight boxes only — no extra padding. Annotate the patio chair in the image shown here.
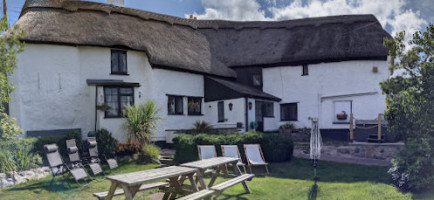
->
[66,139,104,179]
[243,144,269,174]
[44,144,91,187]
[221,145,247,174]
[87,137,119,171]
[197,145,217,160]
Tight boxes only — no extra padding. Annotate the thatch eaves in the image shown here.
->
[10,0,391,78]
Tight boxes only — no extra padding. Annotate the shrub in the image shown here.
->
[173,132,294,164]
[123,101,162,146]
[0,148,17,173]
[0,113,23,140]
[192,120,212,135]
[138,143,160,163]
[95,129,117,159]
[388,136,434,192]
[116,140,141,156]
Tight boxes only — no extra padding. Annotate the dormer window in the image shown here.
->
[111,50,127,75]
[252,74,262,86]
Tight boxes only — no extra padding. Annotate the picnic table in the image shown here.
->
[181,157,252,194]
[102,166,199,200]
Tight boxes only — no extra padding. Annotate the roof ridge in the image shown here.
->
[21,0,379,30]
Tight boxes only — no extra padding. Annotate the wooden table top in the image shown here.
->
[106,166,197,186]
[181,157,239,170]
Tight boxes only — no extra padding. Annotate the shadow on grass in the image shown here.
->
[267,158,391,184]
[307,178,319,200]
[217,192,250,200]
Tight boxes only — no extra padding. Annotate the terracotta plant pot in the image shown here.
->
[337,111,348,120]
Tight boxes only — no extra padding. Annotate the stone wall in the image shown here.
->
[320,142,404,161]
[0,167,51,187]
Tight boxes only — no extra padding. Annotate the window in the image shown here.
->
[281,103,297,121]
[111,50,127,74]
[263,102,274,117]
[218,101,224,122]
[168,95,183,115]
[252,74,262,86]
[302,64,308,76]
[188,97,202,115]
[104,87,134,118]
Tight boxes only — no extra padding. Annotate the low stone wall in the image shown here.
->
[0,167,51,187]
[321,142,404,161]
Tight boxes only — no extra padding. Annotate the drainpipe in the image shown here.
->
[94,86,98,131]
[245,97,248,132]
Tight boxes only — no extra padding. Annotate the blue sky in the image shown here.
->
[1,0,433,38]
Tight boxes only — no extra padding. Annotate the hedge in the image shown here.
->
[173,132,293,164]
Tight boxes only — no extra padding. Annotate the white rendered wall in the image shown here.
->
[10,44,208,142]
[203,98,245,130]
[263,60,389,130]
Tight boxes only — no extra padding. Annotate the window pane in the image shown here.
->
[281,103,297,121]
[175,97,183,114]
[188,97,201,115]
[120,88,133,95]
[252,74,261,86]
[105,88,119,117]
[111,52,119,72]
[119,52,126,73]
[264,103,273,117]
[218,101,224,122]
[168,96,176,114]
[120,95,133,113]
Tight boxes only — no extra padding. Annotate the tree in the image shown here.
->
[381,24,433,192]
[0,3,25,139]
[122,101,163,147]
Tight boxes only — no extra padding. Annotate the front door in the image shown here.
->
[255,101,264,132]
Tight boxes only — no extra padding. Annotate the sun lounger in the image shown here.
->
[66,139,104,178]
[221,145,247,173]
[44,144,91,187]
[88,137,119,170]
[243,144,269,174]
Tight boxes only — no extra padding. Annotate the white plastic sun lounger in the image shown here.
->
[244,144,269,174]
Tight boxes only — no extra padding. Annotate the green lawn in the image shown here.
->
[0,158,431,200]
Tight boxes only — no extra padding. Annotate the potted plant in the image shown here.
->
[279,122,295,134]
[337,111,348,120]
[96,103,111,112]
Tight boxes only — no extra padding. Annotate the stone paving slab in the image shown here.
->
[294,150,390,166]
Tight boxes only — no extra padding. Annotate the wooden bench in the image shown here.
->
[93,182,169,200]
[211,174,254,195]
[175,189,215,200]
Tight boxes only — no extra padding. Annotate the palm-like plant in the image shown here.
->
[122,101,162,146]
[192,120,212,135]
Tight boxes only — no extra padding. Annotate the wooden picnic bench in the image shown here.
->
[181,157,254,197]
[96,166,199,200]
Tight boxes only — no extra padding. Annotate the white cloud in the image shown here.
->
[188,0,428,38]
[187,0,269,21]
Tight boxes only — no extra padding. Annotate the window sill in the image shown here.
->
[168,113,184,116]
[264,116,275,118]
[188,113,204,116]
[333,122,350,124]
[301,74,309,76]
[110,73,129,76]
[280,120,298,122]
[104,116,123,119]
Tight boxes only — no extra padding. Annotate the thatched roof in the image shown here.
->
[10,0,391,78]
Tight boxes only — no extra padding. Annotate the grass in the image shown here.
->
[0,158,431,200]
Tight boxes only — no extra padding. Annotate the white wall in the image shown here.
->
[11,44,208,142]
[204,98,245,130]
[263,60,389,130]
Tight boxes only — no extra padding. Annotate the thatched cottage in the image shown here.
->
[6,0,391,142]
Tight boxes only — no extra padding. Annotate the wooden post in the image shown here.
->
[378,113,382,140]
[349,113,354,142]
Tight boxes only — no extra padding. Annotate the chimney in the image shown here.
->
[107,0,125,7]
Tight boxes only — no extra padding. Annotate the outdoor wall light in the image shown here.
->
[248,102,252,110]
[229,103,233,111]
